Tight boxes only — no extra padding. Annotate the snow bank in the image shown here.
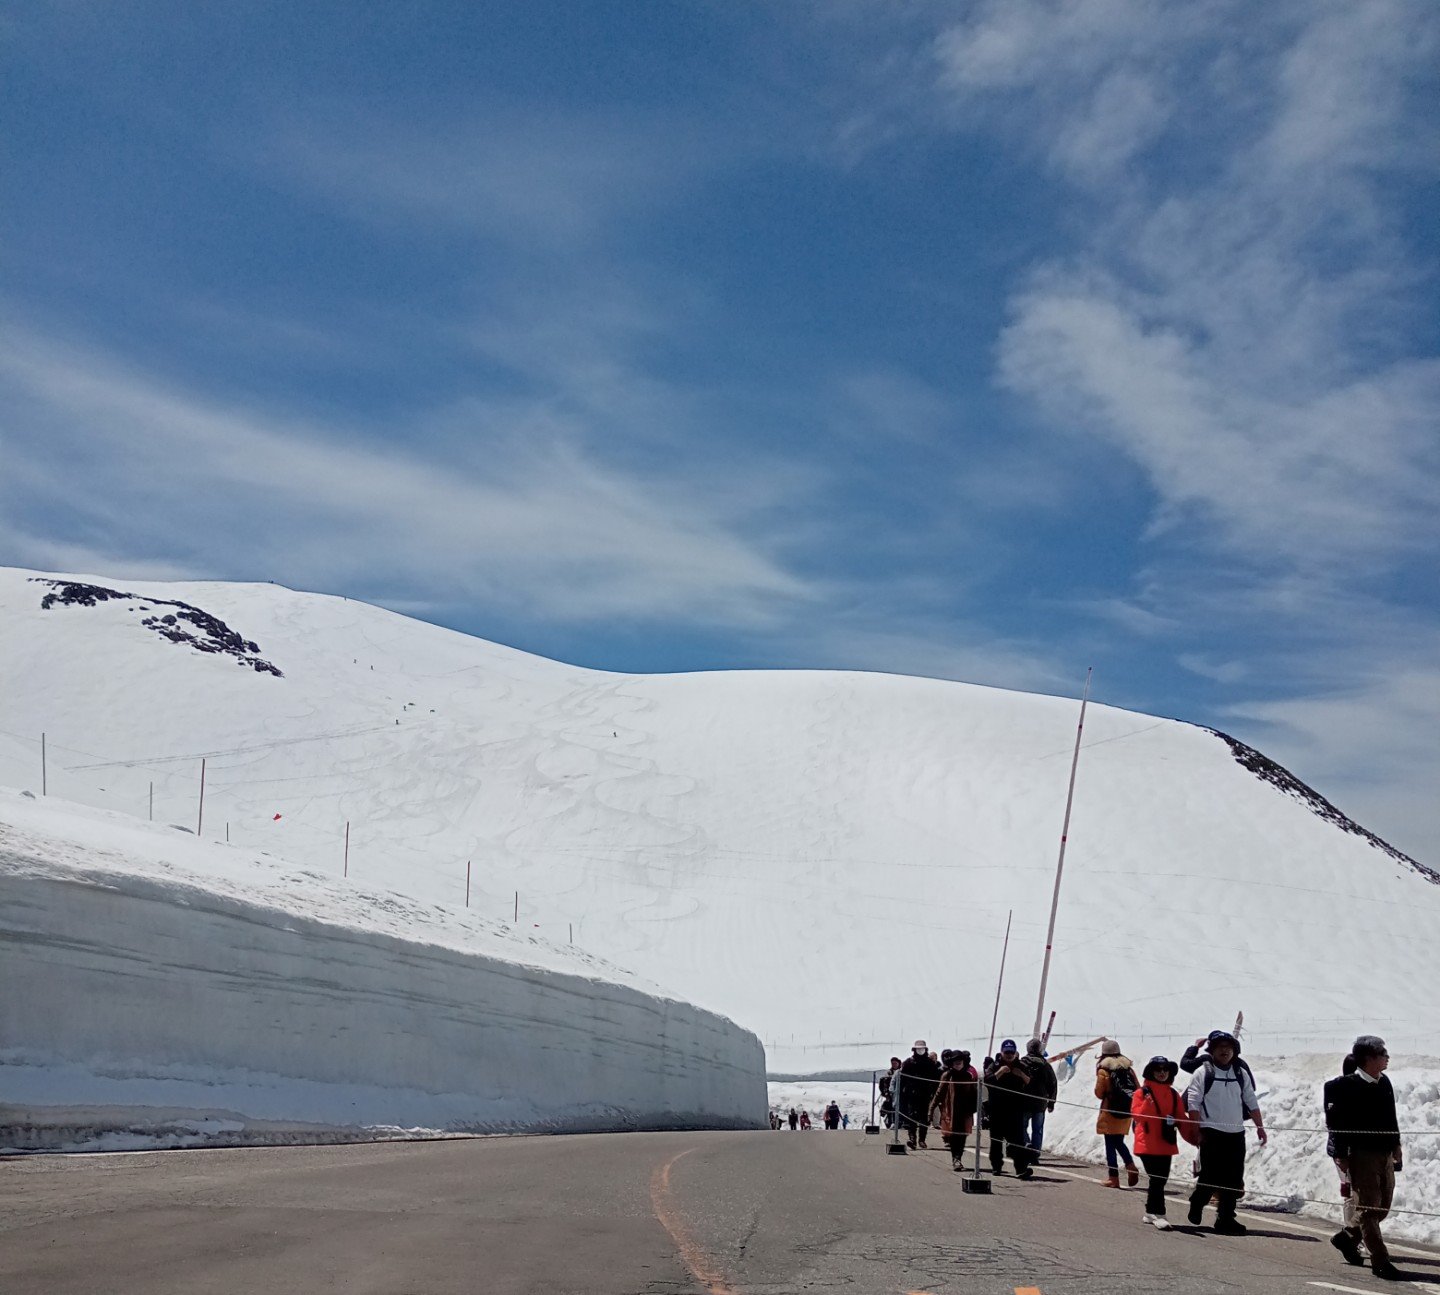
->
[0,791,767,1150]
[1042,1053,1440,1246]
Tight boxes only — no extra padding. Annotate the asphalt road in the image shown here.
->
[3,1130,1438,1294]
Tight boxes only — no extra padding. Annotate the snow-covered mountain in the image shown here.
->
[3,566,1436,1074]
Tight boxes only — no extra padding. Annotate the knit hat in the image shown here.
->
[1100,1039,1121,1056]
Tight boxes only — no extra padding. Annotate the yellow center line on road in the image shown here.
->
[649,1147,737,1295]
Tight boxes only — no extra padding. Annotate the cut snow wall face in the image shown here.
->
[0,872,768,1149]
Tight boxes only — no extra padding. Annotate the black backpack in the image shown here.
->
[1106,1064,1138,1115]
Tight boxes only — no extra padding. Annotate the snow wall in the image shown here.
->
[0,863,768,1151]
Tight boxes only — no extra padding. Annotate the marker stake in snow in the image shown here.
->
[987,909,1012,1062]
[197,757,206,836]
[465,860,471,907]
[148,781,153,821]
[1032,666,1092,1040]
[41,732,47,796]
[343,821,350,878]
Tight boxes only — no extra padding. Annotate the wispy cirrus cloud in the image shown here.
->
[0,327,812,626]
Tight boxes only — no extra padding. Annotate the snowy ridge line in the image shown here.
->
[1207,728,1433,882]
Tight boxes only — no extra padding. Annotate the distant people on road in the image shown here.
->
[1021,1038,1058,1162]
[841,1112,849,1130]
[984,1040,1036,1179]
[1131,1056,1189,1229]
[1095,1040,1140,1188]
[930,1049,979,1171]
[1183,1029,1266,1235]
[898,1040,944,1150]
[824,1101,841,1130]
[799,1109,812,1131]
[879,1056,901,1129]
[788,1108,799,1131]
[1327,1036,1404,1281]
[1324,1053,1361,1258]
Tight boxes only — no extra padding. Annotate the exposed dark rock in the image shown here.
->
[33,579,283,677]
[1206,728,1436,884]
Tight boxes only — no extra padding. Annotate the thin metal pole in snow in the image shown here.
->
[1032,666,1092,1040]
[568,922,573,945]
[465,860,471,908]
[197,758,206,836]
[41,732,47,796]
[225,822,229,843]
[987,909,1013,1062]
[149,781,153,820]
[514,891,518,923]
[343,821,350,877]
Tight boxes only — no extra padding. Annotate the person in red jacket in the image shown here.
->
[1131,1056,1190,1229]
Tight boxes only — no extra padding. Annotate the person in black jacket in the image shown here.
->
[984,1040,1036,1178]
[878,1056,901,1128]
[1020,1037,1058,1162]
[1327,1036,1404,1281]
[897,1040,944,1149]
[1324,1054,1361,1260]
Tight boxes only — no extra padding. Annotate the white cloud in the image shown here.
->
[0,328,813,627]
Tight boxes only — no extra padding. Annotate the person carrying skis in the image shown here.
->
[930,1049,979,1171]
[1131,1056,1190,1228]
[1327,1036,1404,1280]
[1020,1037,1058,1162]
[1095,1039,1140,1188]
[984,1040,1036,1179]
[1183,1029,1266,1234]
[897,1039,943,1149]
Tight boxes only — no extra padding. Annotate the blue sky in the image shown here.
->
[3,1,1437,861]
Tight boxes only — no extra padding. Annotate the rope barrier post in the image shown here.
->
[886,1060,907,1155]
[962,1072,991,1194]
[865,1070,880,1134]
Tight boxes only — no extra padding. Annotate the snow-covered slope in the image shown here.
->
[0,789,766,1148]
[2,567,1437,1078]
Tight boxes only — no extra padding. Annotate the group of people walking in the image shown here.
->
[770,1102,848,1131]
[882,1036,1057,1179]
[878,1029,1409,1282]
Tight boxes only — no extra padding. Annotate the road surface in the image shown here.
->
[3,1130,1438,1293]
